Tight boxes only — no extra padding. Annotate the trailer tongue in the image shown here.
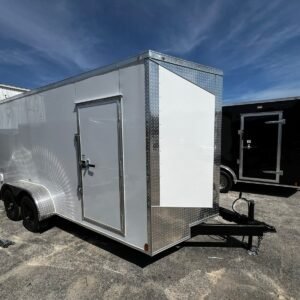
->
[191,192,276,255]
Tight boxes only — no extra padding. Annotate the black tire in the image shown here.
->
[3,189,22,221]
[220,170,233,193]
[21,195,48,232]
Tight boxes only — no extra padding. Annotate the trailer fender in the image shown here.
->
[220,165,237,184]
[1,180,55,221]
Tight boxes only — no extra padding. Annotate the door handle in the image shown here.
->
[80,158,95,169]
[262,170,283,175]
[265,119,286,125]
[242,145,255,149]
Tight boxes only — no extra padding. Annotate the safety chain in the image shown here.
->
[248,235,264,256]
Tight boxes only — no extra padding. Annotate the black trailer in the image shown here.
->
[220,96,300,192]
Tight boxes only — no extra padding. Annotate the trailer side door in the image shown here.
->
[239,111,284,183]
[77,97,124,235]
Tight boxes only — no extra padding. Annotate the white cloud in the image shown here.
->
[217,0,300,102]
[0,49,36,65]
[162,0,222,54]
[0,0,102,70]
[223,1,299,69]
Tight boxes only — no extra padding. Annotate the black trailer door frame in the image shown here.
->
[239,111,284,183]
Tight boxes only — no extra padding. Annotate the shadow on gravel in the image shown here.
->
[54,216,177,268]
[232,183,297,198]
[53,217,246,268]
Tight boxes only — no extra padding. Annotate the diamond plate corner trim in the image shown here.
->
[145,58,152,252]
[145,59,161,253]
[145,60,160,208]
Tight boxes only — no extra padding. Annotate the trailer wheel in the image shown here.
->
[3,189,22,221]
[21,195,48,232]
[220,170,233,193]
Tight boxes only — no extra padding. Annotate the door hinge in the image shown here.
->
[77,185,83,198]
[265,119,286,125]
[74,133,80,144]
[262,170,283,176]
[237,159,240,165]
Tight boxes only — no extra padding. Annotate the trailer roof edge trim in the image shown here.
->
[0,50,223,105]
[0,84,30,92]
[223,96,300,107]
[147,50,223,76]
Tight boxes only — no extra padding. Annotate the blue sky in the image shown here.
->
[0,0,299,102]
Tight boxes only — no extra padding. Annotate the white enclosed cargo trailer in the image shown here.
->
[0,51,223,255]
[0,84,29,101]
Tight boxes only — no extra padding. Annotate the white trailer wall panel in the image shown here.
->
[0,64,148,251]
[159,66,215,208]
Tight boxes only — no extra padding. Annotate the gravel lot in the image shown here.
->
[0,185,299,300]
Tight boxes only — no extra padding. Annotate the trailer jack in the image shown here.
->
[191,192,276,255]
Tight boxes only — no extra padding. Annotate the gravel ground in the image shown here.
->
[0,185,299,300]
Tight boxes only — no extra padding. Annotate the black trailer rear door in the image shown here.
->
[239,112,284,183]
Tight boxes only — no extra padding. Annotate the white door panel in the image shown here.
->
[78,98,124,234]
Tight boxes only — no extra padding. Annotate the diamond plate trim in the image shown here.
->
[148,59,223,253]
[145,60,160,207]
